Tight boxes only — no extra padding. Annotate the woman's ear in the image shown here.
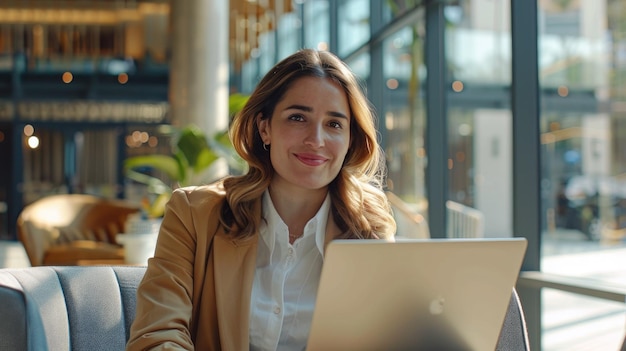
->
[256,113,270,144]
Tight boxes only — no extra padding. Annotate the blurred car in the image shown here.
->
[559,175,626,240]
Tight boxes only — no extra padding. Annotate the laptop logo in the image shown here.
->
[429,296,445,315]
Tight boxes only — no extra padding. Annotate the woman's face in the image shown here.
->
[258,76,351,193]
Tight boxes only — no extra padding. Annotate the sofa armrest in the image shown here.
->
[0,266,147,351]
[0,267,71,350]
[0,280,26,351]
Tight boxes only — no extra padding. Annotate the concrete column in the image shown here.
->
[169,0,229,136]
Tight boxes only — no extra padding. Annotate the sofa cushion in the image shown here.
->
[55,267,128,350]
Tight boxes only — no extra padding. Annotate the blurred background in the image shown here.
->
[0,1,625,350]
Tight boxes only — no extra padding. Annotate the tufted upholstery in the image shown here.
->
[0,265,530,350]
[0,266,144,351]
[17,194,140,266]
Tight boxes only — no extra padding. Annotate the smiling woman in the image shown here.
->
[126,49,396,350]
[257,76,351,203]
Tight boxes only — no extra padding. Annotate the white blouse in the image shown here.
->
[249,190,329,351]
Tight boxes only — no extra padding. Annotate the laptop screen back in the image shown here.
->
[306,238,527,351]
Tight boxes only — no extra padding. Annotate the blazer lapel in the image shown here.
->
[213,233,258,350]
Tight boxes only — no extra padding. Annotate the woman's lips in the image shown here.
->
[295,153,328,166]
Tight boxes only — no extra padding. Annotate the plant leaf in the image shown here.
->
[194,148,219,173]
[124,155,181,181]
[148,193,171,218]
[229,93,249,118]
[177,125,210,167]
[214,130,232,148]
[211,130,246,174]
[173,152,188,185]
[124,169,171,195]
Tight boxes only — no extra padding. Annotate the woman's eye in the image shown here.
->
[288,114,305,122]
[329,121,343,129]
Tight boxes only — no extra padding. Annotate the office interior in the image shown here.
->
[0,0,625,350]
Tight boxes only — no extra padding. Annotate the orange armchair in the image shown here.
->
[16,194,140,266]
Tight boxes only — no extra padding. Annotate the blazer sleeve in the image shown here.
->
[126,187,209,351]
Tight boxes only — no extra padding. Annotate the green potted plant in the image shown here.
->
[124,94,249,217]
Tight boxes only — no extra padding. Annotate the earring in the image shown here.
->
[263,143,269,151]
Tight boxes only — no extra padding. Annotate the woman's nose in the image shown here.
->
[304,124,324,148]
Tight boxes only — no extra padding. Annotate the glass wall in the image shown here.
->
[382,0,422,25]
[276,10,303,61]
[337,0,370,56]
[304,0,330,50]
[382,23,427,208]
[539,1,626,271]
[539,0,626,244]
[539,1,626,349]
[445,0,513,238]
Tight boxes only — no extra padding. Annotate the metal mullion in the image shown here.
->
[511,0,541,350]
[424,0,447,238]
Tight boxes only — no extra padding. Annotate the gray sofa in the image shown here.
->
[0,266,144,351]
[0,266,531,350]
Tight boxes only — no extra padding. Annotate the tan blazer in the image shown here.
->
[127,183,343,351]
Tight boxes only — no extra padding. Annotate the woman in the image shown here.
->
[126,49,396,350]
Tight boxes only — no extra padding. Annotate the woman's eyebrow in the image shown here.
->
[285,104,312,112]
[328,111,349,120]
[285,104,348,120]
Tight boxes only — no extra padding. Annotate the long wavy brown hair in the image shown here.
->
[221,49,395,240]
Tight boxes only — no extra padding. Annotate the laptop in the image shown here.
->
[306,238,528,351]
